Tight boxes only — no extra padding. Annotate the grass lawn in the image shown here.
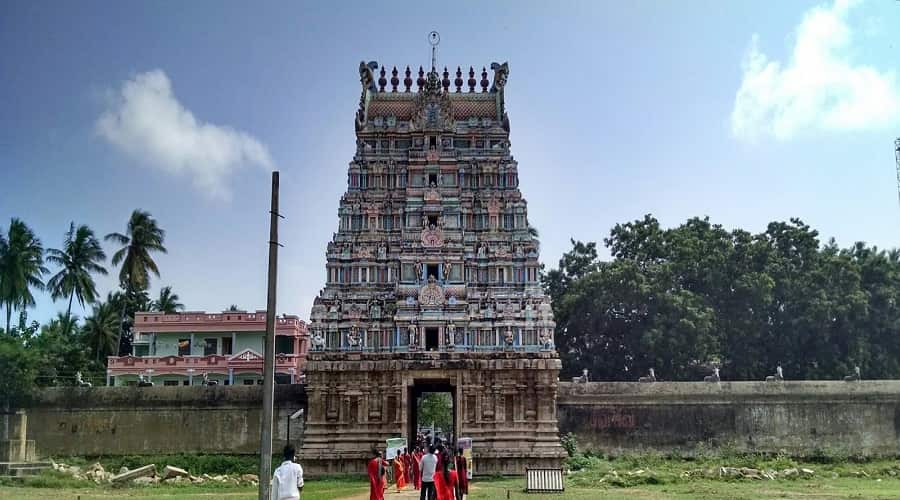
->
[5,454,900,499]
[0,477,368,500]
[470,477,900,499]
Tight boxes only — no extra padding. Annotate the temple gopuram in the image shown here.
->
[300,59,565,475]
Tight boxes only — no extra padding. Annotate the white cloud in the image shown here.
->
[97,70,274,199]
[731,0,900,142]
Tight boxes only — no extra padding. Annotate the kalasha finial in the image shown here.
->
[480,67,489,93]
[404,66,412,92]
[441,67,450,93]
[378,66,387,92]
[468,66,476,93]
[390,66,399,92]
[454,67,463,93]
[417,66,425,91]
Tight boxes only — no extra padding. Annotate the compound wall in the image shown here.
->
[558,380,900,457]
[25,385,307,457]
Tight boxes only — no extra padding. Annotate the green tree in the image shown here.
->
[46,222,108,328]
[83,297,122,362]
[105,210,167,292]
[417,392,453,433]
[547,214,900,381]
[105,210,166,355]
[152,285,184,313]
[0,219,48,333]
[0,334,38,409]
[29,312,96,387]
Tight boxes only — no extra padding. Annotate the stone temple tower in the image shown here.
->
[300,61,565,475]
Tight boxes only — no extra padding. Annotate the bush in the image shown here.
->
[561,432,578,457]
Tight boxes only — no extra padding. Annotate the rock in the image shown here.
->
[133,476,158,485]
[111,464,156,483]
[719,466,742,478]
[164,476,183,483]
[119,466,130,474]
[88,462,105,473]
[781,468,799,478]
[162,465,190,479]
[800,468,814,477]
[739,467,762,479]
[240,473,259,482]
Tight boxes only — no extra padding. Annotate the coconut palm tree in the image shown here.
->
[105,210,166,354]
[104,210,167,292]
[46,223,108,327]
[0,219,48,333]
[83,299,121,362]
[151,286,184,314]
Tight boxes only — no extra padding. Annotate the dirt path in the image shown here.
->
[342,485,468,500]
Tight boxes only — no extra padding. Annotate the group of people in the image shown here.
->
[368,441,469,500]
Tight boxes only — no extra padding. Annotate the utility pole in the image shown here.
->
[259,171,281,500]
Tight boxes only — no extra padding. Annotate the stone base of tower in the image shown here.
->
[298,351,566,476]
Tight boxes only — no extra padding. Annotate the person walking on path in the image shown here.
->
[412,447,422,490]
[404,449,413,485]
[393,453,407,491]
[271,444,304,500]
[367,448,387,500]
[419,445,438,500]
[454,448,468,500]
[433,451,458,500]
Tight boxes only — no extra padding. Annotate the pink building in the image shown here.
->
[107,310,309,386]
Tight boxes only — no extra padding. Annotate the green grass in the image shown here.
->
[0,476,367,500]
[467,453,900,499]
[4,454,900,499]
[470,477,900,499]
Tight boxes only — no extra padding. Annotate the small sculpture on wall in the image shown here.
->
[504,326,515,349]
[312,331,326,351]
[408,323,419,349]
[347,326,362,349]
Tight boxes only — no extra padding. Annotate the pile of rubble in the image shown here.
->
[680,466,816,480]
[50,460,259,486]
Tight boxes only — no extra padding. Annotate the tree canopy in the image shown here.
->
[545,215,900,381]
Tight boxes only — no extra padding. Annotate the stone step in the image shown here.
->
[0,461,52,476]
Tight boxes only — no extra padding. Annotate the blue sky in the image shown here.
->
[2,0,899,325]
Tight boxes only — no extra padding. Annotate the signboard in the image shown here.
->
[385,437,407,460]
[458,437,473,479]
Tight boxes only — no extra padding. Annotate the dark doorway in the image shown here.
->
[425,327,439,351]
[408,380,456,452]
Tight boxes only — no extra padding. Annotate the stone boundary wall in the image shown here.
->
[25,385,307,457]
[558,380,900,457]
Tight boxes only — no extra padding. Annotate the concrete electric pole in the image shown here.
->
[259,171,281,500]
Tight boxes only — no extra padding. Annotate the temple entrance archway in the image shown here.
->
[408,379,456,450]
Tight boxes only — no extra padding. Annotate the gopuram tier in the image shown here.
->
[300,61,565,475]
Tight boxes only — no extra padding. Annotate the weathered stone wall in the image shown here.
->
[25,385,307,457]
[24,380,900,463]
[558,381,900,456]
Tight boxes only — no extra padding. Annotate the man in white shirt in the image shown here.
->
[272,444,304,500]
[419,445,438,500]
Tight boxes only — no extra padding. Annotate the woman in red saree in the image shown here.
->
[412,447,421,490]
[367,449,387,500]
[454,448,468,500]
[404,449,413,484]
[433,451,458,500]
[392,456,407,491]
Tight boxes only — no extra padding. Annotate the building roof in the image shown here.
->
[133,310,307,336]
